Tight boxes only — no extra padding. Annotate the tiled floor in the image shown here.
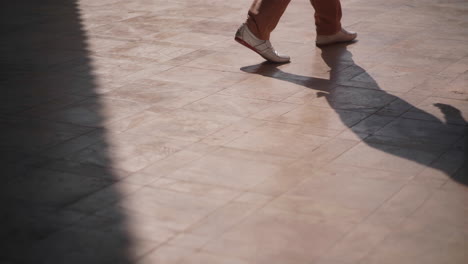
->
[1,0,467,263]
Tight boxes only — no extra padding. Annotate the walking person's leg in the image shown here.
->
[235,0,291,63]
[246,0,291,40]
[311,0,357,46]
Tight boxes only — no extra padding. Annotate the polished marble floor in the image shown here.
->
[1,0,467,263]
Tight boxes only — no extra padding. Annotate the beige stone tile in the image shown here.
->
[316,259,352,264]
[347,19,423,35]
[410,74,452,96]
[180,252,249,264]
[288,172,405,213]
[125,108,241,142]
[103,1,183,13]
[79,0,124,7]
[410,176,447,189]
[367,52,457,75]
[317,184,437,264]
[280,90,323,105]
[331,142,440,174]
[432,73,468,101]
[121,171,161,186]
[209,37,247,53]
[183,17,240,36]
[316,222,394,264]
[43,96,149,127]
[183,94,274,117]
[225,122,329,158]
[105,110,164,133]
[79,9,146,29]
[202,118,265,146]
[184,51,267,73]
[384,37,468,60]
[148,178,240,202]
[266,194,367,225]
[297,138,359,167]
[250,102,299,121]
[167,233,212,249]
[68,132,191,173]
[88,22,166,41]
[438,57,468,79]
[203,209,352,264]
[372,184,434,222]
[335,129,368,142]
[128,239,163,262]
[115,64,175,83]
[160,4,240,20]
[360,230,468,264]
[151,91,215,110]
[123,213,178,243]
[316,164,414,181]
[164,49,216,66]
[187,201,266,238]
[109,42,196,63]
[149,66,248,88]
[363,5,456,28]
[300,125,343,138]
[406,189,468,229]
[167,147,294,189]
[78,55,168,82]
[248,164,313,196]
[350,65,432,93]
[117,185,233,230]
[220,75,306,101]
[400,216,468,250]
[106,78,223,105]
[137,245,195,264]
[103,79,199,105]
[159,32,230,47]
[234,192,274,205]
[84,36,131,53]
[276,104,370,130]
[120,15,204,28]
[140,143,219,177]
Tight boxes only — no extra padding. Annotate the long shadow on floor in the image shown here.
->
[241,43,467,185]
[1,1,135,263]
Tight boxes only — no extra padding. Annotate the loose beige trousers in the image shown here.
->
[246,0,342,40]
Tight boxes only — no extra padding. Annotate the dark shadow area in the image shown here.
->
[1,1,134,263]
[241,43,468,185]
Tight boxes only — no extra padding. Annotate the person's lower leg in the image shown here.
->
[246,0,291,40]
[311,0,356,46]
[310,0,342,35]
